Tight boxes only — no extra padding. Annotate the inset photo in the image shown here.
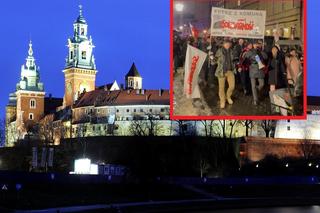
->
[171,0,306,119]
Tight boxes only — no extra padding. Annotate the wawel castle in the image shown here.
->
[5,6,170,146]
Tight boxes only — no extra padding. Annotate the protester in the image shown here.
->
[215,40,235,109]
[285,48,302,85]
[244,41,268,105]
[238,42,253,95]
[268,46,286,92]
[269,66,303,116]
[233,38,245,61]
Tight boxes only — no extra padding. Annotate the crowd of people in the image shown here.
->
[174,31,304,115]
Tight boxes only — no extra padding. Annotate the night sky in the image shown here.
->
[0,0,318,119]
[0,0,169,118]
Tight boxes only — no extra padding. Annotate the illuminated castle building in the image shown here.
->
[5,6,170,146]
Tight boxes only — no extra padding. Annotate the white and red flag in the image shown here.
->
[189,23,199,38]
[184,44,207,99]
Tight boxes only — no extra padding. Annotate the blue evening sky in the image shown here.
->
[307,0,319,97]
[0,0,169,118]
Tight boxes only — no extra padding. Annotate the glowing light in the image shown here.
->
[316,165,319,169]
[256,164,259,168]
[179,26,184,30]
[203,30,207,34]
[90,163,98,175]
[285,163,289,168]
[74,158,98,175]
[74,158,91,174]
[309,163,312,167]
[175,3,184,12]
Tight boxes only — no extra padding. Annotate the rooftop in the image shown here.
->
[74,88,169,108]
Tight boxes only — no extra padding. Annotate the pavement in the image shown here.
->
[173,67,272,116]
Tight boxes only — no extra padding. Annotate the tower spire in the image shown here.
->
[28,40,33,56]
[79,4,83,17]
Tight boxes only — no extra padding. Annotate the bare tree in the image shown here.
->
[216,120,238,139]
[240,120,255,137]
[129,113,163,136]
[38,114,55,145]
[129,119,148,136]
[229,120,238,138]
[259,120,273,138]
[300,129,318,161]
[200,120,215,137]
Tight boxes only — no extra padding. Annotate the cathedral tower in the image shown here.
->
[15,41,45,137]
[63,5,97,107]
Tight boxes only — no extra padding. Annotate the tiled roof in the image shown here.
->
[125,63,141,77]
[74,88,169,108]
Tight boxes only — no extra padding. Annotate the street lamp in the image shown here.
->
[175,3,184,12]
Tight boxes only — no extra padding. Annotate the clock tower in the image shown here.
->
[63,5,97,107]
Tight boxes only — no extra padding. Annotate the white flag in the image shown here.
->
[184,45,207,99]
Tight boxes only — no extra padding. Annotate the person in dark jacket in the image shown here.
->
[215,40,235,109]
[268,45,286,92]
[237,42,253,95]
[233,38,245,62]
[244,41,268,105]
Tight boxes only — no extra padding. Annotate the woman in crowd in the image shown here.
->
[244,41,268,106]
[285,48,301,85]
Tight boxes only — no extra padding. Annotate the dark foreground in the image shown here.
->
[1,171,320,212]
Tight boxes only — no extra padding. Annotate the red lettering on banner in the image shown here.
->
[220,19,254,31]
[187,56,200,95]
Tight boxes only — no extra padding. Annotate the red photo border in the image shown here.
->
[170,0,307,120]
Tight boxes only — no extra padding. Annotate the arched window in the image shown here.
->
[30,99,36,109]
[82,51,86,59]
[29,113,34,120]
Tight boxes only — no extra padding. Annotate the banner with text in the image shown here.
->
[211,7,266,39]
[184,45,207,99]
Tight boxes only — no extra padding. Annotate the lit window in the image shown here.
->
[30,99,36,109]
[82,51,86,59]
[29,113,34,120]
